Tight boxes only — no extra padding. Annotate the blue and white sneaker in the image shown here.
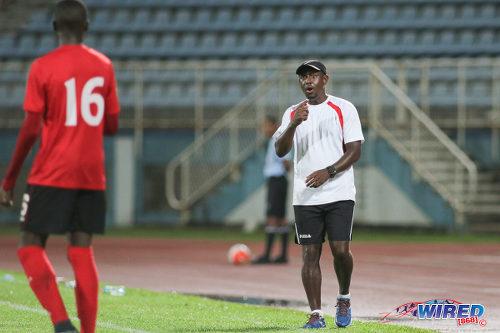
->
[335,298,352,327]
[302,312,326,329]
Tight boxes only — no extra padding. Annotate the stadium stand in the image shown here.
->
[1,0,500,230]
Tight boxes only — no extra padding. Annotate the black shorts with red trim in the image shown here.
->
[20,184,106,235]
[293,200,355,244]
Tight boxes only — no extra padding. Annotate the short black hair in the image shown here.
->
[54,0,88,32]
[265,115,277,124]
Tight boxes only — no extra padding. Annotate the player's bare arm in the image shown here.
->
[306,141,362,188]
[0,112,43,206]
[275,100,309,157]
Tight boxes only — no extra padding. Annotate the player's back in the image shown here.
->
[24,44,120,190]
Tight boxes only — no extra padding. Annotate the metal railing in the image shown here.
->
[368,64,478,226]
[165,68,286,213]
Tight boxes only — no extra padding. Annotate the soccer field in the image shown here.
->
[1,227,499,332]
[0,269,435,333]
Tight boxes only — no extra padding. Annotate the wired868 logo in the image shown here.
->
[418,300,486,327]
[381,299,487,327]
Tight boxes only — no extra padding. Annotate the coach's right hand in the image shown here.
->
[291,100,309,126]
[0,186,14,207]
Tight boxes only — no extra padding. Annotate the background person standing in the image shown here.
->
[252,116,291,264]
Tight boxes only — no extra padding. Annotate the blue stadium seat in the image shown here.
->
[152,10,171,30]
[341,6,358,21]
[84,34,99,49]
[362,5,379,21]
[193,8,212,28]
[16,35,37,57]
[143,84,165,107]
[157,34,177,54]
[276,7,295,28]
[400,5,417,20]
[319,7,336,22]
[38,34,57,55]
[479,3,495,19]
[90,10,111,31]
[26,10,50,31]
[117,84,135,107]
[439,5,456,20]
[131,9,151,31]
[0,36,15,57]
[117,35,138,57]
[459,4,475,19]
[234,7,253,28]
[138,35,157,57]
[110,9,131,31]
[219,33,238,54]
[98,35,119,56]
[173,9,192,28]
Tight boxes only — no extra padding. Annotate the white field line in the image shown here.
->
[0,300,153,333]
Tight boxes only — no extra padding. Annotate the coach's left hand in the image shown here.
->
[305,169,330,188]
[0,187,14,207]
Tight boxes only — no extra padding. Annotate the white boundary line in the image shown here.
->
[0,300,152,333]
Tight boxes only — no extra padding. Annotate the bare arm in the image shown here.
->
[0,111,42,206]
[305,141,362,188]
[275,100,309,157]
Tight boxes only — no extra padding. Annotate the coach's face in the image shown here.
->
[298,69,329,104]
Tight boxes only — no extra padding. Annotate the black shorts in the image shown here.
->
[20,184,106,235]
[293,200,355,244]
[266,176,288,218]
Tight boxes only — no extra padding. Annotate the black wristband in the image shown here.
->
[326,165,337,178]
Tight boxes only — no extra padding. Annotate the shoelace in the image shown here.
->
[306,313,321,324]
[336,299,350,316]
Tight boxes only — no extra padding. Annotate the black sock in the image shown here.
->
[264,226,277,258]
[278,226,290,258]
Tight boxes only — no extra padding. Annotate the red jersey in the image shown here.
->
[23,44,120,190]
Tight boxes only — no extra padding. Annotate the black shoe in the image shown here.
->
[251,255,271,264]
[272,256,288,264]
[54,320,79,333]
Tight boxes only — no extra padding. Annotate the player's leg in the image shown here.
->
[68,231,97,333]
[253,178,279,264]
[329,241,353,296]
[274,218,289,263]
[301,243,323,310]
[17,185,77,333]
[325,200,355,328]
[274,176,289,263]
[67,189,105,333]
[294,205,326,328]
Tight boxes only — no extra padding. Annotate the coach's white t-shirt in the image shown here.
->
[273,95,364,206]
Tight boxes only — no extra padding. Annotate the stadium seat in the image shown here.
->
[110,9,131,31]
[0,36,15,58]
[152,10,171,30]
[131,9,151,31]
[15,35,37,58]
[117,35,138,57]
[90,10,111,31]
[38,34,57,54]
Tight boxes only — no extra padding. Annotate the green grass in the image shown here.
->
[1,224,500,243]
[0,269,435,333]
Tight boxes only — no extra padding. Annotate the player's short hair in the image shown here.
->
[265,115,277,124]
[54,0,88,32]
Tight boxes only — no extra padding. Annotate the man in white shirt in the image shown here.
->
[274,60,364,329]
